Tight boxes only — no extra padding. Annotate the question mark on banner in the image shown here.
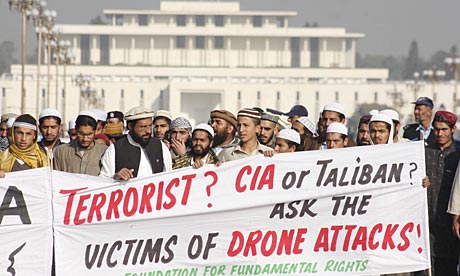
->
[204,171,218,208]
[409,162,417,185]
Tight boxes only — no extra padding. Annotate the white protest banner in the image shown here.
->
[0,167,53,276]
[53,141,429,276]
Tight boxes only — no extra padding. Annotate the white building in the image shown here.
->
[0,0,456,129]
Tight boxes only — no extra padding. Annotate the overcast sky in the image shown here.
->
[1,0,459,59]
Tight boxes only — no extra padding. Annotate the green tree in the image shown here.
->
[403,40,423,80]
[355,54,404,80]
[89,15,106,25]
[0,41,18,75]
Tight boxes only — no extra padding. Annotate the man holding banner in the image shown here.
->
[0,114,49,177]
[99,106,172,180]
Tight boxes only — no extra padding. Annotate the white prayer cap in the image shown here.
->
[326,122,348,136]
[380,109,400,122]
[369,109,379,116]
[90,109,107,122]
[193,123,214,137]
[154,110,172,120]
[323,102,346,117]
[77,110,98,123]
[277,129,301,145]
[68,119,76,130]
[370,113,393,126]
[296,116,317,135]
[39,108,61,120]
[6,117,16,129]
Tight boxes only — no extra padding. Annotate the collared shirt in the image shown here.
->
[54,140,108,176]
[426,143,460,259]
[218,142,273,162]
[38,138,64,157]
[212,136,239,156]
[99,134,172,179]
[416,124,434,140]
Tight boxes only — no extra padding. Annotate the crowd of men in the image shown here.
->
[0,96,458,276]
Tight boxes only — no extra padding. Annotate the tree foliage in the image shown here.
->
[0,41,18,75]
[347,103,390,140]
[89,15,107,25]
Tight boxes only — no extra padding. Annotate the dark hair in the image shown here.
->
[76,115,97,130]
[321,110,345,121]
[39,116,61,126]
[370,121,391,132]
[432,116,455,129]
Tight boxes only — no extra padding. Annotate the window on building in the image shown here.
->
[238,91,241,100]
[257,91,261,100]
[100,35,110,65]
[138,15,148,26]
[176,15,186,26]
[214,15,224,27]
[291,37,300,68]
[354,91,358,101]
[195,15,205,26]
[121,89,124,98]
[176,36,186,49]
[277,91,280,100]
[252,16,262,27]
[115,14,124,26]
[335,91,339,101]
[310,38,319,68]
[80,35,90,65]
[296,91,300,101]
[195,36,205,49]
[2,88,5,97]
[101,89,105,98]
[276,17,285,28]
[214,36,224,49]
[315,91,319,101]
[374,92,378,102]
[140,90,144,99]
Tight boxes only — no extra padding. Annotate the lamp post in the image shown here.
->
[43,9,56,107]
[74,73,93,111]
[423,67,446,102]
[31,1,47,117]
[59,40,72,120]
[406,72,422,101]
[445,56,460,114]
[8,0,37,114]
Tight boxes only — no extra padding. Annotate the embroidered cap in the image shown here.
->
[296,116,317,135]
[261,113,279,123]
[434,111,457,128]
[237,108,261,120]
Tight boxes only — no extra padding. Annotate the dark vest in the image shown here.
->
[114,136,164,177]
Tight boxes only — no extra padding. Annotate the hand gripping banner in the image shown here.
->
[50,141,429,275]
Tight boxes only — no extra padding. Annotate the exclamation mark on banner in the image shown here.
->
[416,224,422,254]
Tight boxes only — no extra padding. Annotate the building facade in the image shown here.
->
[0,1,456,129]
